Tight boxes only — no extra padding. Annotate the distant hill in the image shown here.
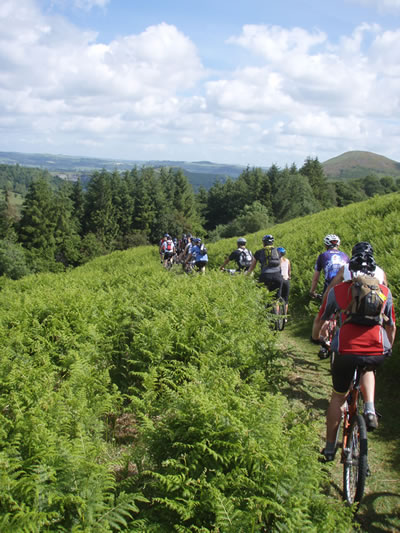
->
[0,151,245,190]
[322,150,400,180]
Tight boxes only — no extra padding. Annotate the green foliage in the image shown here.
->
[0,244,354,531]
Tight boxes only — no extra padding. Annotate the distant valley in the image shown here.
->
[1,149,400,189]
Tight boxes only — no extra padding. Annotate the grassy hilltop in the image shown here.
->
[1,192,400,531]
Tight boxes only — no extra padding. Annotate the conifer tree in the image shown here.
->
[18,177,57,269]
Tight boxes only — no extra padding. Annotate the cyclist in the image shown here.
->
[160,234,176,268]
[310,234,349,358]
[310,234,349,297]
[278,247,291,318]
[247,234,283,297]
[186,237,208,274]
[311,251,396,461]
[220,237,253,273]
[323,242,387,299]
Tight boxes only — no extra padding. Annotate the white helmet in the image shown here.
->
[324,234,340,247]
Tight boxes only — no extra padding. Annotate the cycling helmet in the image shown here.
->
[262,234,274,245]
[164,233,169,237]
[324,234,340,247]
[277,247,286,255]
[351,241,374,256]
[194,237,201,244]
[349,252,376,274]
[237,237,247,245]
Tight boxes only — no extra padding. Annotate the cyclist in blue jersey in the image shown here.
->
[310,234,349,298]
[310,234,349,359]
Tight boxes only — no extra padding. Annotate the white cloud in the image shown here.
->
[1,0,400,165]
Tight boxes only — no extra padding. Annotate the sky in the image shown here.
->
[1,0,400,168]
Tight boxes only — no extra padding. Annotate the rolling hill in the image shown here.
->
[322,150,400,180]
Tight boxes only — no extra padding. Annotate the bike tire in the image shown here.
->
[273,297,286,331]
[343,413,368,506]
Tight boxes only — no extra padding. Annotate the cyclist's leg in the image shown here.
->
[323,354,357,459]
[281,279,290,315]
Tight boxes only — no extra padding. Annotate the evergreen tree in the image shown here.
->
[83,170,119,251]
[300,157,332,208]
[54,182,81,267]
[18,178,57,269]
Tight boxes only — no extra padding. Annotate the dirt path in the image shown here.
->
[277,319,400,533]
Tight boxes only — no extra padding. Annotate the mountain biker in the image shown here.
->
[278,247,291,318]
[220,237,253,273]
[247,235,283,297]
[310,234,350,358]
[311,251,396,461]
[160,234,176,268]
[186,237,208,274]
[310,234,349,297]
[323,242,387,300]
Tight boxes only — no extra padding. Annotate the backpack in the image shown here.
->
[344,275,387,326]
[261,247,281,275]
[166,240,174,252]
[237,248,253,269]
[199,243,208,256]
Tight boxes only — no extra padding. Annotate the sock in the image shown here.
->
[364,402,375,415]
[324,441,336,454]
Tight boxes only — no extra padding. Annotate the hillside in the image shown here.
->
[322,150,400,180]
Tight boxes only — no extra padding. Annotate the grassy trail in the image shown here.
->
[277,318,400,533]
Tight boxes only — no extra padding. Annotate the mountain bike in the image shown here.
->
[313,293,337,365]
[271,295,286,331]
[333,364,373,507]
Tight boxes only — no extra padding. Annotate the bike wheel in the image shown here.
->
[343,414,368,506]
[273,297,286,331]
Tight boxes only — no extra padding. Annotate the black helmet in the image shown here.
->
[237,237,247,245]
[262,234,274,245]
[351,241,374,256]
[349,252,376,274]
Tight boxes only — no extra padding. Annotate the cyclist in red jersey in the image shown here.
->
[311,251,396,461]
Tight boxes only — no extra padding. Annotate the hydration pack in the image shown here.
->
[166,240,174,252]
[199,243,208,256]
[261,247,281,275]
[344,275,387,326]
[238,248,253,269]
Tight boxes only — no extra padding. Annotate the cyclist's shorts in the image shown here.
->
[195,260,207,270]
[163,252,174,259]
[259,273,282,296]
[331,353,389,393]
[281,280,290,303]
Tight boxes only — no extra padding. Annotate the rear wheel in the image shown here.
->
[343,414,368,506]
[273,297,286,331]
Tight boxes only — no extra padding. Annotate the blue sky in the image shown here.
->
[1,0,400,167]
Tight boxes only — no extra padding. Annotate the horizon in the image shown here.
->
[1,1,400,167]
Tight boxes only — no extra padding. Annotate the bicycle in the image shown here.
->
[272,295,286,331]
[333,364,373,507]
[313,293,337,365]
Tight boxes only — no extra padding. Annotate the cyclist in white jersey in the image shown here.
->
[323,242,386,301]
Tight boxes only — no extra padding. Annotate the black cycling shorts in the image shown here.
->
[331,353,389,394]
[259,273,283,297]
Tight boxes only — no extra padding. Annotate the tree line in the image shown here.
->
[0,158,399,279]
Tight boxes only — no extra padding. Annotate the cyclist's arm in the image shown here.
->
[245,256,257,275]
[322,266,345,304]
[288,260,292,279]
[311,288,337,340]
[385,324,396,345]
[220,257,230,270]
[310,270,320,296]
